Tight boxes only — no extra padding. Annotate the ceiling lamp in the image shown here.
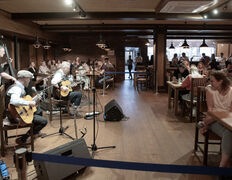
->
[43,40,51,49]
[200,38,208,48]
[62,44,72,52]
[181,39,189,49]
[145,40,150,46]
[104,42,111,51]
[169,42,175,49]
[33,36,41,48]
[96,34,106,49]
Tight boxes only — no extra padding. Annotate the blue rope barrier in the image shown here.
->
[32,153,232,176]
[105,71,148,74]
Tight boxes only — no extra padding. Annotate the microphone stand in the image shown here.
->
[42,82,74,140]
[89,59,115,154]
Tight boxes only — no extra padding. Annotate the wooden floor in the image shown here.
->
[2,80,219,180]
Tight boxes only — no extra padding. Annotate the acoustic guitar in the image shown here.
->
[8,92,43,124]
[58,80,79,97]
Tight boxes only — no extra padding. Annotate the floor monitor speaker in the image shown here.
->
[104,99,124,121]
[34,138,91,180]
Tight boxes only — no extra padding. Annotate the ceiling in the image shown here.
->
[0,0,232,39]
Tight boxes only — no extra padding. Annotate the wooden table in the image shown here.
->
[167,81,184,115]
[208,111,232,131]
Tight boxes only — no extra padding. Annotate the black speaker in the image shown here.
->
[34,138,91,180]
[104,99,124,121]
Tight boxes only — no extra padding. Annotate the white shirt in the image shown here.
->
[51,69,65,85]
[206,86,232,112]
[7,81,30,106]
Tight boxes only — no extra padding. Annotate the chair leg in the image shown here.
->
[194,127,199,151]
[203,132,209,166]
[4,130,8,144]
[30,125,34,151]
[1,129,5,157]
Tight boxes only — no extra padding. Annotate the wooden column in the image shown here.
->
[154,27,166,92]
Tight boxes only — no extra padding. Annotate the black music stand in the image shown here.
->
[88,60,115,155]
[42,83,74,140]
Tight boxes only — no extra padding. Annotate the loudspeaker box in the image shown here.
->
[34,138,91,180]
[104,99,124,121]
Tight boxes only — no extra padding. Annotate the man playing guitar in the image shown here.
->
[51,61,82,117]
[7,70,47,144]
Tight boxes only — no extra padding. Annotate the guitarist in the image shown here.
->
[51,61,82,117]
[7,70,47,145]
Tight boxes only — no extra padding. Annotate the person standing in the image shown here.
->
[127,55,133,79]
[0,44,16,85]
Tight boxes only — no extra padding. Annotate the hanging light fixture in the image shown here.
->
[169,42,175,49]
[43,40,51,49]
[33,36,41,48]
[145,39,150,46]
[62,44,72,52]
[104,42,111,51]
[181,38,189,48]
[96,34,106,49]
[200,38,208,48]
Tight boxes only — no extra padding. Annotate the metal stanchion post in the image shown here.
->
[101,72,107,96]
[15,148,27,180]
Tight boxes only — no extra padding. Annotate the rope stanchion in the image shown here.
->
[32,153,232,177]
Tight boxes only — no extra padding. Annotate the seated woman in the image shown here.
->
[181,65,203,100]
[173,63,189,80]
[201,71,232,167]
[197,61,208,75]
[76,60,90,90]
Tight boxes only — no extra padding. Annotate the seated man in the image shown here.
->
[97,57,114,87]
[7,70,47,144]
[51,61,82,117]
[76,60,90,90]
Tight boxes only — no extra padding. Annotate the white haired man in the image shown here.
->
[7,70,48,144]
[51,61,82,117]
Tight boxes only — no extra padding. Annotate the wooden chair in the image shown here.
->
[0,85,34,157]
[182,77,207,122]
[194,86,221,166]
[135,70,149,91]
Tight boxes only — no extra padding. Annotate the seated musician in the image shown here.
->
[7,70,47,144]
[97,57,114,86]
[200,71,232,167]
[0,44,16,84]
[76,60,90,90]
[51,61,82,117]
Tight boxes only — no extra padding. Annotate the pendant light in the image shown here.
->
[169,42,175,49]
[96,34,106,49]
[43,40,51,49]
[33,36,41,48]
[181,39,189,49]
[200,38,208,48]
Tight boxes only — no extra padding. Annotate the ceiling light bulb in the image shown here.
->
[203,15,207,19]
[213,9,218,15]
[64,0,73,6]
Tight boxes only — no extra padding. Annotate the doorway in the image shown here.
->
[125,47,140,79]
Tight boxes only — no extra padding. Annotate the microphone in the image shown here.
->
[32,86,38,94]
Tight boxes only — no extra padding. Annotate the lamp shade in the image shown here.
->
[62,45,72,52]
[169,42,175,49]
[96,34,106,48]
[33,36,41,48]
[43,40,51,49]
[200,39,208,48]
[181,39,189,48]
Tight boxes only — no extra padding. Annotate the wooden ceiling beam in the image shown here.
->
[12,12,202,21]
